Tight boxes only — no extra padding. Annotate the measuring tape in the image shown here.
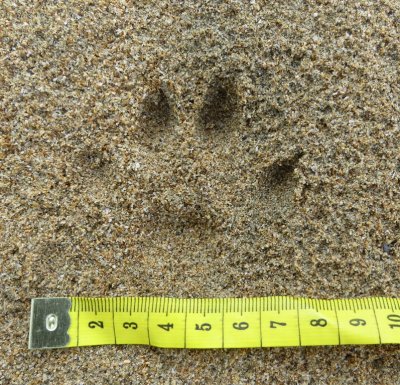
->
[29,296,400,349]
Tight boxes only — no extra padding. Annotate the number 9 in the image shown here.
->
[349,318,366,326]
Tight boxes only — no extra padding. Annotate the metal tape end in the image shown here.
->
[29,298,71,349]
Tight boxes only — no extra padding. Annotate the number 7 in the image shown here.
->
[270,321,287,328]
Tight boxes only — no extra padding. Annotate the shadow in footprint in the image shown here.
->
[267,153,303,188]
[140,87,174,138]
[198,77,239,132]
[259,151,304,215]
[75,146,111,179]
[144,184,221,232]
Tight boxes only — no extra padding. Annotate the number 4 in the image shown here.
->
[158,323,174,331]
[270,321,287,328]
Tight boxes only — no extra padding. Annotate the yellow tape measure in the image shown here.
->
[29,297,400,349]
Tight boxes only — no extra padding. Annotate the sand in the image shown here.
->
[1,1,399,384]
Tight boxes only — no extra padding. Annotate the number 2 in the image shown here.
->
[88,321,104,329]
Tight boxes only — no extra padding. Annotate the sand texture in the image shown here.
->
[1,1,400,384]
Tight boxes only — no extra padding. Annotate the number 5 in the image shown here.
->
[195,323,212,331]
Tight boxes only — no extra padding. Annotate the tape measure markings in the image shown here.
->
[333,301,341,345]
[296,302,302,346]
[28,296,400,349]
[372,302,382,344]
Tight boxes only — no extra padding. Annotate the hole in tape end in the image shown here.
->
[46,313,58,331]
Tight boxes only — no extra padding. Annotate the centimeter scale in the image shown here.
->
[29,296,400,349]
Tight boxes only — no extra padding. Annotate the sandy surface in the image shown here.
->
[1,1,400,384]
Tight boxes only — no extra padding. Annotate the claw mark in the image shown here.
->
[199,77,239,132]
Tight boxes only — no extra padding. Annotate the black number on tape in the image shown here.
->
[310,319,327,327]
[158,323,174,331]
[270,321,287,328]
[233,322,249,330]
[123,322,138,329]
[195,323,212,331]
[88,321,104,329]
[387,314,400,328]
[349,318,366,326]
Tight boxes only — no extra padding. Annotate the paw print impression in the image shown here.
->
[137,73,304,235]
[74,144,112,182]
[198,77,240,132]
[140,86,175,140]
[258,150,304,217]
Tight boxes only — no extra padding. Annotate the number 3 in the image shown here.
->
[123,322,138,329]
